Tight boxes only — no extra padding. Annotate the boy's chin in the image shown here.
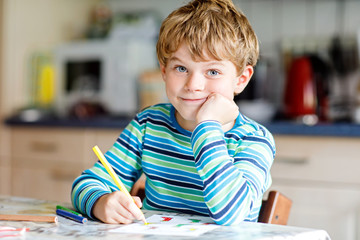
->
[175,110,198,125]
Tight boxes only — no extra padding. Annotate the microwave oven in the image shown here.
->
[55,38,158,117]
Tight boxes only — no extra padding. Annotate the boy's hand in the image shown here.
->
[196,93,239,126]
[92,191,143,224]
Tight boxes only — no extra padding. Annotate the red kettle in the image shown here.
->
[284,55,330,121]
[284,56,317,118]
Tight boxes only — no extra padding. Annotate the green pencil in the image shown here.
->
[56,205,82,216]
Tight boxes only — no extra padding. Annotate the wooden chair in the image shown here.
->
[258,190,292,225]
[131,179,292,225]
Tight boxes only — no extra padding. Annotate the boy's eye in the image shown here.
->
[175,66,187,73]
[207,70,219,76]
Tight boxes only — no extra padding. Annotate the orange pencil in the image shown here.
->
[0,214,58,223]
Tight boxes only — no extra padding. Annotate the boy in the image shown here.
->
[71,0,275,226]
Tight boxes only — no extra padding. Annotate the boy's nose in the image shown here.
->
[184,73,205,92]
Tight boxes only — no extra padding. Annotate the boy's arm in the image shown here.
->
[71,119,144,219]
[71,168,113,219]
[191,120,275,226]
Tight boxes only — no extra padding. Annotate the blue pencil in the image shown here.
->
[56,209,88,224]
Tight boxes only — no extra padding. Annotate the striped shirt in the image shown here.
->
[71,103,275,226]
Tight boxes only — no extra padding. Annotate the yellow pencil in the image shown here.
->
[92,145,147,224]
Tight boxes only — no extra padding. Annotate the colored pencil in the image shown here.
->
[0,214,57,223]
[56,205,82,216]
[92,145,147,224]
[0,227,29,238]
[56,209,87,224]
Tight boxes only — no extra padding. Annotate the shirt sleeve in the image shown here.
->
[191,120,275,226]
[71,116,144,219]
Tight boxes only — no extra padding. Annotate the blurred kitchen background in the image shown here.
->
[1,0,360,239]
[0,0,359,123]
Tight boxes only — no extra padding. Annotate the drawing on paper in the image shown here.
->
[110,214,219,237]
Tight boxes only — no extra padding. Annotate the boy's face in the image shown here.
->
[160,43,250,130]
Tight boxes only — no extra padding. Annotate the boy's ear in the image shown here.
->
[234,65,254,95]
[160,64,166,81]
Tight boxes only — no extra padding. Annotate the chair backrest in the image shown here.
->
[258,190,292,225]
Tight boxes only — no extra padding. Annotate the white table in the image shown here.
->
[0,195,331,240]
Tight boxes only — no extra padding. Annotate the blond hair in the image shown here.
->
[156,0,259,74]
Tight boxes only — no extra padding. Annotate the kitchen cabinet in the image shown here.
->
[271,135,360,240]
[0,129,11,196]
[9,127,122,203]
[94,130,121,155]
[0,162,11,195]
[0,0,9,196]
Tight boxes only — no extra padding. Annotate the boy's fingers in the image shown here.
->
[114,204,135,221]
[132,196,143,208]
[112,214,133,224]
[121,194,144,221]
[127,202,145,221]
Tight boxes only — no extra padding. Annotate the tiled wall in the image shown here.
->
[108,0,360,52]
[108,0,360,107]
[241,0,360,53]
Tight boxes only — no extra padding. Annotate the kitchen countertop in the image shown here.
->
[4,115,360,137]
[4,115,133,129]
[264,121,360,137]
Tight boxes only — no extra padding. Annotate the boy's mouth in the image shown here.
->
[179,97,207,105]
